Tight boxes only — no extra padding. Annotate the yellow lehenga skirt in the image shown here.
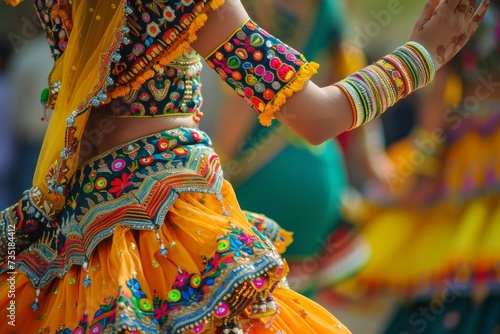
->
[0,128,349,333]
[335,108,500,299]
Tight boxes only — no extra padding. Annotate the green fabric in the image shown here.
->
[234,127,347,258]
[243,0,345,60]
[231,0,349,259]
[303,0,346,60]
[384,295,500,334]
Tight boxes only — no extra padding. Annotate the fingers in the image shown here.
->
[455,0,479,19]
[455,0,471,14]
[467,0,490,35]
[439,0,462,9]
[464,0,478,20]
[437,0,476,14]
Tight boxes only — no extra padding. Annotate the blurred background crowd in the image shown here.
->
[1,0,499,333]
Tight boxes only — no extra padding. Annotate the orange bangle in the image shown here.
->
[333,83,357,130]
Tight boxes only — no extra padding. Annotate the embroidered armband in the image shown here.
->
[205,19,319,126]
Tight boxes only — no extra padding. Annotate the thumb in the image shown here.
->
[416,0,441,31]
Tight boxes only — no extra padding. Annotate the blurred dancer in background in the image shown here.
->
[8,33,52,197]
[0,0,489,332]
[335,1,500,332]
[0,43,15,208]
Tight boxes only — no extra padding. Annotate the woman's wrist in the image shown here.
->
[334,42,436,130]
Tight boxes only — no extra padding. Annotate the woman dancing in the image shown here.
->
[0,0,490,332]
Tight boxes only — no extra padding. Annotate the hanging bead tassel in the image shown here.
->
[155,230,168,257]
[221,323,231,334]
[82,261,91,287]
[265,296,276,311]
[249,292,279,322]
[251,293,266,316]
[252,300,259,314]
[230,323,243,334]
[222,320,243,334]
[31,288,41,311]
[40,88,49,106]
[217,193,231,217]
[257,298,267,313]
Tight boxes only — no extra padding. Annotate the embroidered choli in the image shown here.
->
[1,0,316,289]
[40,0,206,120]
[36,0,72,62]
[101,52,204,120]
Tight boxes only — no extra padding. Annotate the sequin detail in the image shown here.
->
[205,19,318,126]
[49,224,285,333]
[103,52,204,121]
[1,128,224,288]
[35,0,72,61]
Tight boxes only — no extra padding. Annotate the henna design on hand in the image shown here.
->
[418,1,439,31]
[468,7,488,35]
[436,33,468,65]
[436,0,490,65]
[457,4,468,12]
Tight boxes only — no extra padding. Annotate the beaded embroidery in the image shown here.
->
[29,0,227,223]
[109,0,225,92]
[1,128,225,288]
[35,0,72,110]
[103,51,204,122]
[35,0,72,62]
[205,19,319,126]
[1,127,292,332]
[43,224,286,333]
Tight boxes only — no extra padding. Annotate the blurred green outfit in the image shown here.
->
[228,0,348,259]
[234,130,348,258]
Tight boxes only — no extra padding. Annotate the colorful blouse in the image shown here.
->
[1,0,318,288]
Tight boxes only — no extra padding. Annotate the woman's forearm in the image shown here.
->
[194,0,490,146]
[274,83,353,145]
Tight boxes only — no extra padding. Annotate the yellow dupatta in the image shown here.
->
[6,0,125,218]
[8,0,226,219]
[34,0,125,217]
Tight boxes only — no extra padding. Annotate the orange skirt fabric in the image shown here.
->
[0,186,350,333]
[0,129,350,334]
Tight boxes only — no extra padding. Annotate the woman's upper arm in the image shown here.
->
[193,0,354,144]
[192,1,250,57]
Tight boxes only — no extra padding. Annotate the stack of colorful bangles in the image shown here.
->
[335,41,436,130]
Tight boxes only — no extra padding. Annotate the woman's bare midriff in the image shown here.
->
[79,111,197,166]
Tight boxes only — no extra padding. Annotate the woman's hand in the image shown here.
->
[408,0,490,70]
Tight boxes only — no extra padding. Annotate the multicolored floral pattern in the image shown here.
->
[102,52,203,119]
[244,211,292,254]
[0,191,53,272]
[4,128,225,289]
[110,0,221,87]
[50,225,286,333]
[29,0,228,227]
[205,19,313,121]
[35,0,72,61]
